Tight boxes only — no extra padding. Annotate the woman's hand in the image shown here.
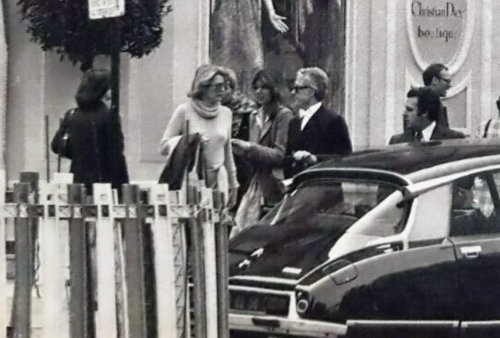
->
[269,12,288,33]
[228,188,238,209]
[231,139,251,156]
[201,135,210,145]
[263,0,288,33]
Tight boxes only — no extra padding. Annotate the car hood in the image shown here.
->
[229,223,350,279]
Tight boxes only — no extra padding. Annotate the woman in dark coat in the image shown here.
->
[51,68,129,195]
[231,70,293,236]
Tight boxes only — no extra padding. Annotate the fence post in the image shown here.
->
[122,184,147,338]
[12,182,32,338]
[20,172,39,284]
[67,184,91,338]
[10,173,39,338]
[214,191,230,338]
[92,184,117,338]
[188,184,207,338]
[40,182,69,338]
[0,167,6,338]
[199,187,218,338]
[149,184,179,338]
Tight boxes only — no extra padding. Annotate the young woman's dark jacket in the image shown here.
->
[51,101,129,193]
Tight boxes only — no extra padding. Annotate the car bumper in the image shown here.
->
[229,313,347,338]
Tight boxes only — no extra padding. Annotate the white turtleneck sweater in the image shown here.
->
[159,100,238,189]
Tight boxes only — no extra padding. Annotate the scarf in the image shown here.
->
[190,99,220,119]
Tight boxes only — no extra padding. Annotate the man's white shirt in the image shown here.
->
[421,121,436,141]
[299,102,322,130]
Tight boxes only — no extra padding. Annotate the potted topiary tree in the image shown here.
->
[17,0,172,71]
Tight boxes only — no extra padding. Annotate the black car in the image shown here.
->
[228,139,500,338]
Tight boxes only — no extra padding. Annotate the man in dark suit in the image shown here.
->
[284,67,352,178]
[422,63,452,128]
[389,87,464,144]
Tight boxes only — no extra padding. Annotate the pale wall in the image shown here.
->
[345,0,500,149]
[6,0,500,181]
[4,0,209,182]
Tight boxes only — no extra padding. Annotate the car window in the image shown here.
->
[449,172,500,236]
[347,190,406,237]
[262,179,405,234]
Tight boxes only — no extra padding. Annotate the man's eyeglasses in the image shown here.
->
[291,85,313,92]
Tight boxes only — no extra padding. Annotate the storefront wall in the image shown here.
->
[5,0,500,181]
[4,0,209,182]
[346,0,499,149]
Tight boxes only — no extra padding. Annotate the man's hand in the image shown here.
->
[293,151,317,164]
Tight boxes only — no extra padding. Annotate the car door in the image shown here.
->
[448,171,500,328]
[334,239,458,322]
[321,184,460,323]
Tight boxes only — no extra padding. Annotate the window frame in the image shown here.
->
[448,170,500,237]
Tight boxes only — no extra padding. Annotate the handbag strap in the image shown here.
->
[483,119,493,138]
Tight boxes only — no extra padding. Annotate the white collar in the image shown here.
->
[254,108,268,129]
[300,102,322,130]
[422,121,436,141]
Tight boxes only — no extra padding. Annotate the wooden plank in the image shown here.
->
[67,184,90,338]
[114,216,128,338]
[12,183,32,338]
[0,170,6,337]
[122,185,147,338]
[200,187,218,338]
[93,184,117,338]
[40,182,69,338]
[188,185,206,338]
[149,184,179,338]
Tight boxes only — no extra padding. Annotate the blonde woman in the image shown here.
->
[159,64,239,207]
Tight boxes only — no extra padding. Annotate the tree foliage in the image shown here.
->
[18,0,172,70]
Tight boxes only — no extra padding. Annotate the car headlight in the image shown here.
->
[296,291,310,315]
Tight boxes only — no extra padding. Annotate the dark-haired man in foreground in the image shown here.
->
[390,87,464,144]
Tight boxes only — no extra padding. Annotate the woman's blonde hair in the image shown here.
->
[188,64,227,100]
[220,66,238,91]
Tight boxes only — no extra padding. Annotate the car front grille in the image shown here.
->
[229,290,290,316]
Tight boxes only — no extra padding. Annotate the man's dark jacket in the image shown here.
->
[284,105,352,178]
[389,124,465,144]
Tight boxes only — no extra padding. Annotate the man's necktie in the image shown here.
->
[414,131,423,141]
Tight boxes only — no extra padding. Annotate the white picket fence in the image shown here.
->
[0,173,226,338]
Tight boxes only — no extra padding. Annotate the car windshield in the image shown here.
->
[259,178,404,235]
[229,178,407,275]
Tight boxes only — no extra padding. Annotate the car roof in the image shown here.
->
[295,138,500,186]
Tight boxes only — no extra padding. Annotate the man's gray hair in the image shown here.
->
[297,67,329,101]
